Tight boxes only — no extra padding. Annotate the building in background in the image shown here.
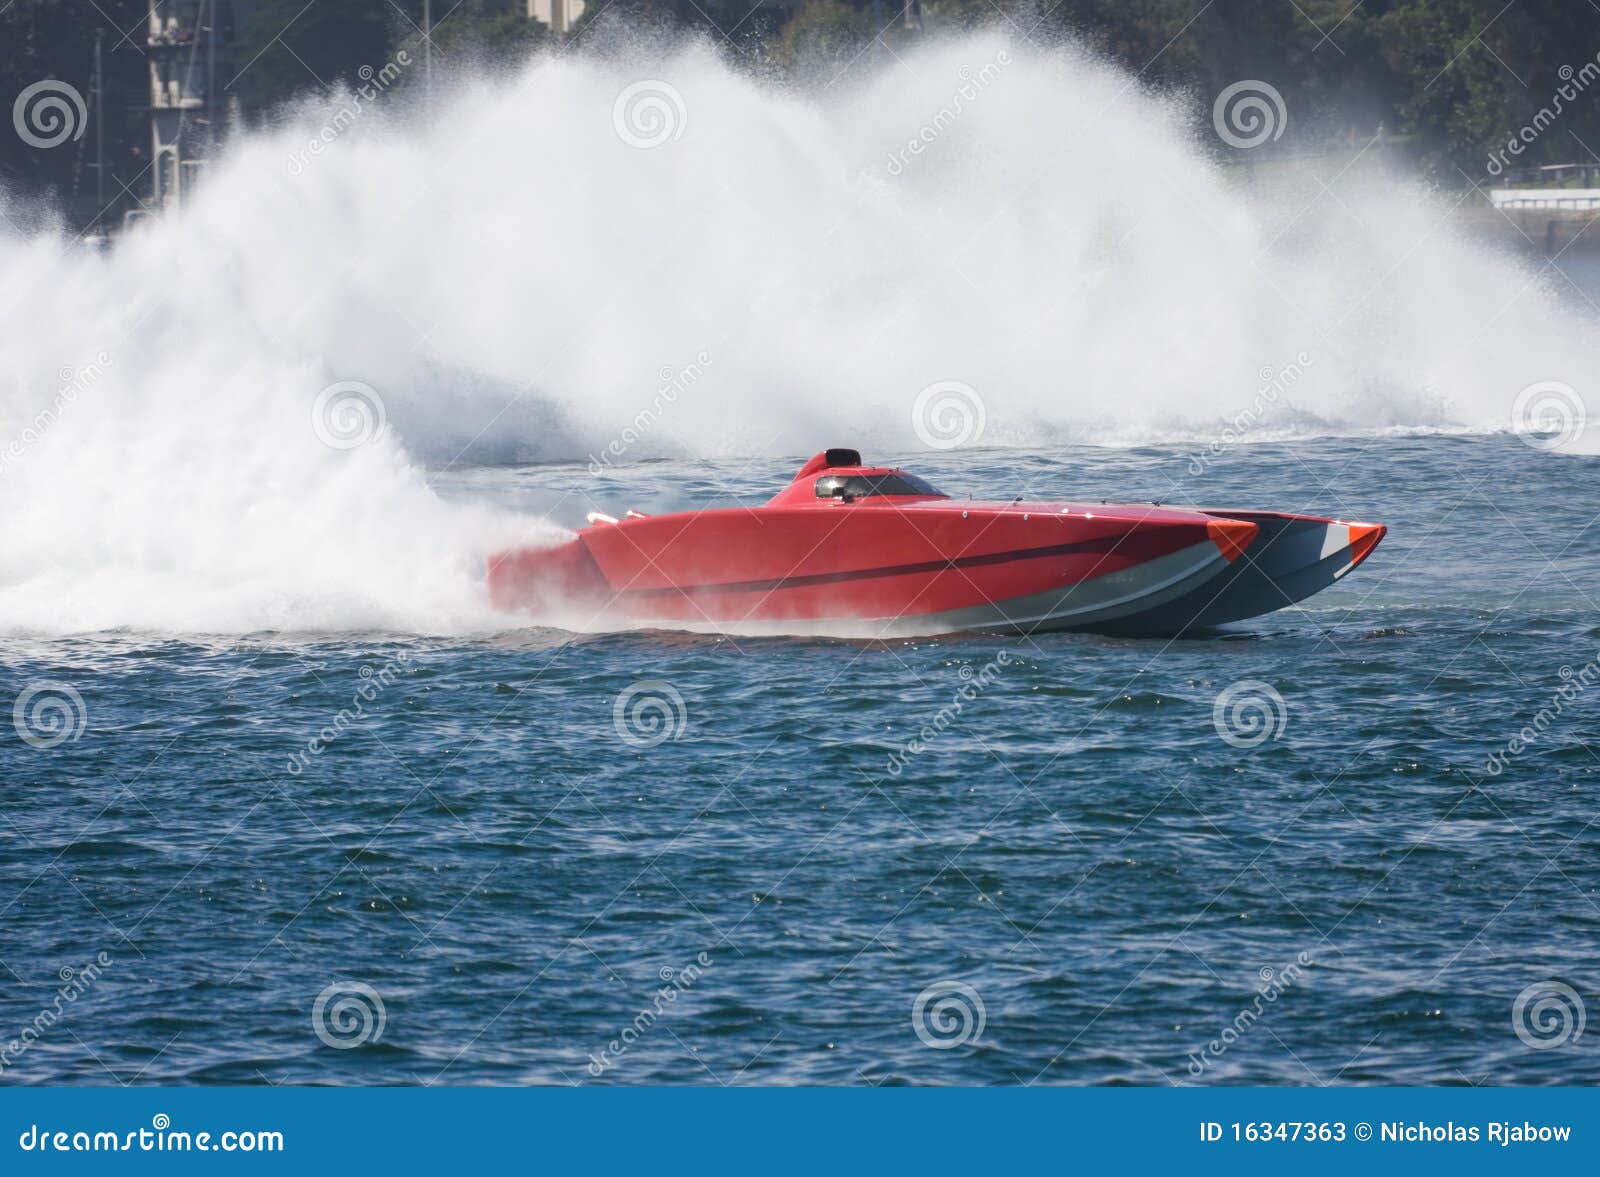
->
[528,0,585,36]
[140,0,230,215]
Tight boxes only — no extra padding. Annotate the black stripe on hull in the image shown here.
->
[618,535,1133,600]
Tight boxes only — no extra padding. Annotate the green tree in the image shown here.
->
[766,0,874,79]
[428,0,552,71]
[0,1,146,225]
[231,0,392,111]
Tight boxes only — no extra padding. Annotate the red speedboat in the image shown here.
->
[488,449,1386,636]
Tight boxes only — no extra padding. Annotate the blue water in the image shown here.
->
[3,434,1599,1086]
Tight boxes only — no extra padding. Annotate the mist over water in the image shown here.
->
[1,32,1593,637]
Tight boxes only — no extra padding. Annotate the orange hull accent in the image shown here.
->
[1344,523,1387,569]
[1206,518,1258,564]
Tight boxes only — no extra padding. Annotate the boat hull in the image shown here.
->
[1097,511,1387,635]
[487,448,1385,637]
[489,501,1266,636]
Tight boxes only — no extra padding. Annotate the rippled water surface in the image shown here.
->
[3,436,1599,1086]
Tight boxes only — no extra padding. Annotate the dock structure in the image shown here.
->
[137,0,229,219]
[1488,188,1600,211]
[1465,165,1600,255]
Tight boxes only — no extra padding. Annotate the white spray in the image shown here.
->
[0,33,1592,636]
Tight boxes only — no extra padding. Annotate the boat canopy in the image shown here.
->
[814,473,945,500]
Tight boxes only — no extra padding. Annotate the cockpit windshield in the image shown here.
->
[814,473,946,500]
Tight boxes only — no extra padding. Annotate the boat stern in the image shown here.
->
[487,537,614,618]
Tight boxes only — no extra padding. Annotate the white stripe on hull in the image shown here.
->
[622,539,1234,639]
